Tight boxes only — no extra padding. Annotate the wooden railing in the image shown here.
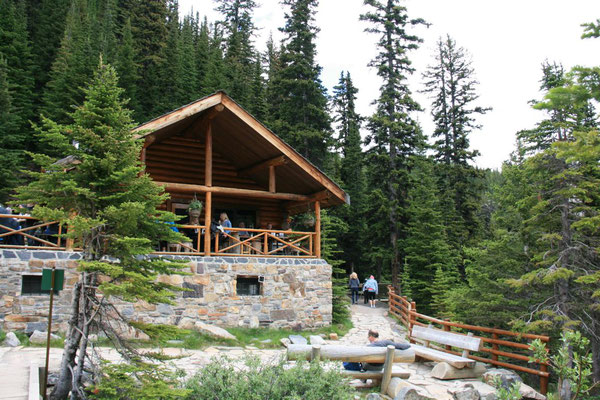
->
[1,215,319,258]
[0,214,66,249]
[388,286,550,395]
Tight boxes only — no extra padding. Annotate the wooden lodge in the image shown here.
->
[135,91,348,258]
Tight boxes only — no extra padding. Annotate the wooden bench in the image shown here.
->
[287,344,414,393]
[410,325,482,369]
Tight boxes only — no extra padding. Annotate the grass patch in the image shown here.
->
[0,329,6,343]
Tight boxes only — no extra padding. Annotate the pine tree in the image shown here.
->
[216,0,258,105]
[0,0,35,140]
[331,71,367,276]
[115,17,140,119]
[202,25,228,94]
[422,35,489,253]
[178,14,199,103]
[268,0,332,168]
[18,60,187,400]
[0,56,22,202]
[360,0,426,289]
[194,16,211,95]
[402,157,458,315]
[42,0,97,125]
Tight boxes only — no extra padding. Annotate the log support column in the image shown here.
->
[315,200,321,258]
[269,165,276,193]
[203,122,213,255]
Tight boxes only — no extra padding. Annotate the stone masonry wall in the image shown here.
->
[0,249,332,332]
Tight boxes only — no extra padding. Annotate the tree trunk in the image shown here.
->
[49,281,82,400]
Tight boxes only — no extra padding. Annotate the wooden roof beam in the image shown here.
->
[155,181,311,201]
[181,104,224,138]
[284,190,331,211]
[239,155,287,177]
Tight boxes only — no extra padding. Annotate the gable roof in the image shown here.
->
[133,91,349,209]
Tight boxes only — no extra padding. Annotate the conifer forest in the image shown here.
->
[1,0,600,391]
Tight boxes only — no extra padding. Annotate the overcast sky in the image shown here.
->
[180,0,600,169]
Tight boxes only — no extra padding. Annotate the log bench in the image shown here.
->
[410,325,485,379]
[287,344,414,393]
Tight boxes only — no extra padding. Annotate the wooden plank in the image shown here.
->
[315,200,321,258]
[381,345,395,394]
[411,325,481,351]
[411,344,474,369]
[239,155,287,176]
[133,93,223,135]
[155,181,311,201]
[287,345,415,363]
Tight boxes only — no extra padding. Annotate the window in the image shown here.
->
[236,276,262,296]
[21,275,58,295]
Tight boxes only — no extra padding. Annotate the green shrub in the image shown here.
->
[90,360,189,400]
[185,356,355,400]
[0,329,5,343]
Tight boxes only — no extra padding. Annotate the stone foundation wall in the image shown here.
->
[0,249,332,332]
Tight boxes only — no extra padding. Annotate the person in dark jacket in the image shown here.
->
[362,330,411,371]
[349,272,360,304]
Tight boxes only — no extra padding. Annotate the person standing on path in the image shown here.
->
[349,272,360,304]
[363,275,378,308]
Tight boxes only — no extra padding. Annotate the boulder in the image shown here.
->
[430,362,487,380]
[519,383,546,400]
[366,394,382,400]
[29,330,60,345]
[280,338,291,348]
[388,378,434,399]
[448,384,480,400]
[177,317,196,330]
[3,332,21,347]
[194,321,236,340]
[309,335,325,345]
[483,368,522,389]
[329,333,339,340]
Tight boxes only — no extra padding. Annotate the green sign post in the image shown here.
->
[41,268,64,400]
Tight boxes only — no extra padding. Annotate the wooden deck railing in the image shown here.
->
[2,214,319,257]
[388,286,550,395]
[0,214,66,249]
[154,225,317,257]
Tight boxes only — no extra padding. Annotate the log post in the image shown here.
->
[380,345,395,395]
[492,332,499,362]
[204,192,212,255]
[311,345,321,362]
[314,200,321,258]
[462,332,474,359]
[540,364,548,395]
[444,322,451,351]
[203,121,213,255]
[269,165,276,193]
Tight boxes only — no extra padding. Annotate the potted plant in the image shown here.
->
[188,196,203,219]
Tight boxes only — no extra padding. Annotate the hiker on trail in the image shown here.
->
[362,330,411,371]
[363,275,378,308]
[349,272,360,304]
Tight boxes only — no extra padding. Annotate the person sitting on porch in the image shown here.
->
[238,222,249,239]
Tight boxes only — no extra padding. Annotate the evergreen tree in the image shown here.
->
[127,0,169,121]
[202,25,228,94]
[115,17,140,119]
[360,0,426,289]
[402,157,458,315]
[215,0,258,105]
[331,71,367,276]
[18,60,187,400]
[155,0,183,113]
[194,16,211,95]
[0,0,35,140]
[422,35,489,254]
[42,0,97,124]
[0,56,22,202]
[268,0,332,168]
[178,14,199,103]
[247,52,268,120]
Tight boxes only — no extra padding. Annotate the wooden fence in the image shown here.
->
[2,215,318,257]
[388,286,550,395]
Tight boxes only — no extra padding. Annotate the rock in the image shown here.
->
[259,339,272,344]
[309,335,325,345]
[194,321,236,340]
[393,387,435,400]
[483,369,522,389]
[280,338,291,348]
[462,381,497,400]
[289,334,307,344]
[166,340,184,345]
[430,362,487,380]
[448,384,480,400]
[388,378,434,399]
[366,394,382,400]
[519,383,546,400]
[3,332,20,347]
[177,317,196,330]
[29,330,60,345]
[329,332,339,340]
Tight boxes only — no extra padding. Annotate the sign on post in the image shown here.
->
[42,268,64,400]
[41,268,64,292]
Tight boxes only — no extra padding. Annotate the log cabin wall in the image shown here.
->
[146,137,288,228]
